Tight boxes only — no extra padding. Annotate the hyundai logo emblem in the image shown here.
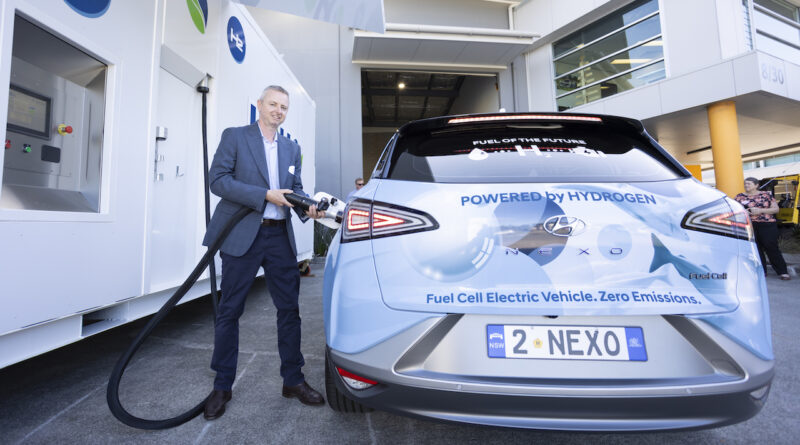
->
[543,215,587,237]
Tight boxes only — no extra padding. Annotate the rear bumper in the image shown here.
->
[328,367,770,431]
[327,314,774,431]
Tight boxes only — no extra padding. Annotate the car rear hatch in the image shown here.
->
[348,114,749,316]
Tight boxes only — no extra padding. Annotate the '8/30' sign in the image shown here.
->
[761,62,784,85]
[227,16,246,63]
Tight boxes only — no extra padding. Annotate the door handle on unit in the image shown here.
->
[155,126,168,141]
[154,126,167,182]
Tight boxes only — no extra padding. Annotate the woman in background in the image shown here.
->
[735,177,791,280]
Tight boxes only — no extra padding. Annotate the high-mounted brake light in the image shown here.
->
[681,198,752,240]
[342,199,438,243]
[447,114,602,124]
[336,367,377,390]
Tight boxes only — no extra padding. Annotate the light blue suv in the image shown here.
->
[322,113,773,431]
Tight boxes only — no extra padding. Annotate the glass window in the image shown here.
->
[387,122,682,183]
[553,0,659,58]
[556,38,663,96]
[755,0,800,22]
[553,0,664,110]
[557,61,665,110]
[764,152,800,166]
[555,16,662,77]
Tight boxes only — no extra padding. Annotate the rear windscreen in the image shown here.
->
[387,122,684,183]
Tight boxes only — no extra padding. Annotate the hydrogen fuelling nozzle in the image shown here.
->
[284,192,345,230]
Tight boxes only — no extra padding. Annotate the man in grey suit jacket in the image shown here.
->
[202,85,325,420]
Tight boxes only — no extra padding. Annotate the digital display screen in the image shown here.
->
[7,85,51,139]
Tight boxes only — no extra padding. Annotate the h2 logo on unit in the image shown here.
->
[227,16,246,63]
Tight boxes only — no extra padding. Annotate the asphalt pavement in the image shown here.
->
[1,260,798,445]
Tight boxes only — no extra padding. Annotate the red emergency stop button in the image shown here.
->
[4,139,10,149]
[57,124,73,136]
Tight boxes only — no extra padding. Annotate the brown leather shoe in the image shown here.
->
[203,389,232,420]
[282,381,325,406]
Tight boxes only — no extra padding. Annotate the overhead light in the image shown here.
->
[398,82,406,89]
[644,40,663,46]
[610,58,651,65]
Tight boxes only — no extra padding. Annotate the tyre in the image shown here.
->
[325,353,373,413]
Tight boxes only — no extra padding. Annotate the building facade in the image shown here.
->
[518,0,800,196]
[249,0,800,200]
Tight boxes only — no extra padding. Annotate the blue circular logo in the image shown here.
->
[227,16,246,64]
[64,0,111,18]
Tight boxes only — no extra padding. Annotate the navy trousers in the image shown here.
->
[211,223,304,391]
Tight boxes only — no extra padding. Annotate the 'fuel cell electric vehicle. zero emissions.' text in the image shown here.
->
[322,113,773,431]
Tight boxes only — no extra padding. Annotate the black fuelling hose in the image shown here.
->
[107,193,329,429]
[106,207,251,430]
[197,82,219,317]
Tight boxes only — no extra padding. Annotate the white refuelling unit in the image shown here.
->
[0,0,316,368]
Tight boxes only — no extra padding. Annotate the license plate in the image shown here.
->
[486,324,647,361]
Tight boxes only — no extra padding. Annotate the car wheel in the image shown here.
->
[325,353,373,413]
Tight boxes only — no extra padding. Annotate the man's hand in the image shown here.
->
[267,189,294,207]
[306,205,325,220]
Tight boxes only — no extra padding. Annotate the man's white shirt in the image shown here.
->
[261,128,284,220]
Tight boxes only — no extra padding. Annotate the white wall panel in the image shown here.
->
[733,51,763,95]
[515,0,614,38]
[660,62,736,114]
[601,83,661,118]
[552,0,599,31]
[716,0,751,60]
[163,0,221,78]
[786,60,800,101]
[338,26,365,198]
[527,46,557,111]
[384,0,508,29]
[661,0,722,77]
[511,54,530,112]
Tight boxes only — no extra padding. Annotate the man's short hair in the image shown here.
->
[744,177,759,184]
[355,177,363,184]
[260,85,289,101]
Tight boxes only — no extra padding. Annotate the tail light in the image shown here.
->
[342,199,438,243]
[336,367,377,390]
[681,198,752,240]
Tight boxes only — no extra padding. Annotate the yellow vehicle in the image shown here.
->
[760,175,800,226]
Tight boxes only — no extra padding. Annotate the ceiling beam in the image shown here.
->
[363,88,458,97]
